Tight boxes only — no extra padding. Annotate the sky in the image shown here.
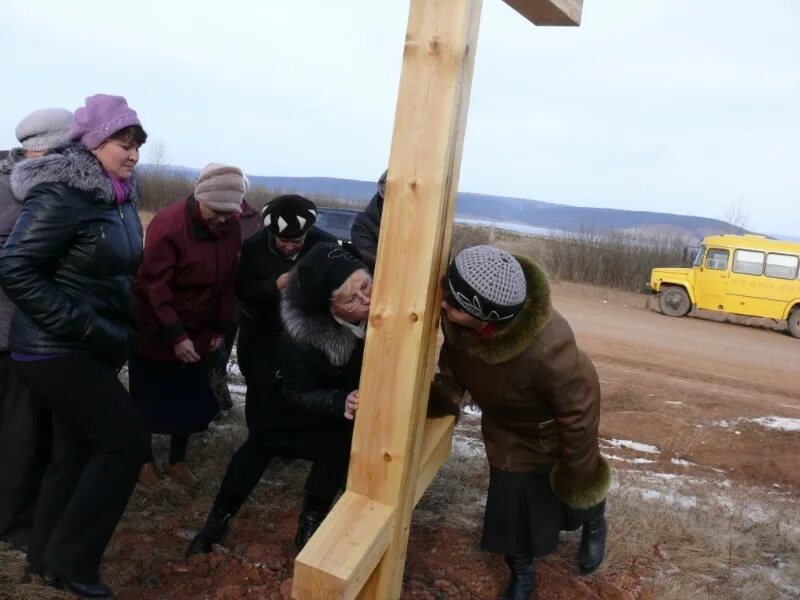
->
[1,1,797,236]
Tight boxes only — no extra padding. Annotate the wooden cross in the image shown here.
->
[292,1,583,598]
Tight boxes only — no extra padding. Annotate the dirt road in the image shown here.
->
[552,282,799,487]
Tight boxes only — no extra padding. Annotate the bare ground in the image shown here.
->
[2,281,798,599]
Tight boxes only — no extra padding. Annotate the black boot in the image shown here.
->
[578,502,607,573]
[294,507,326,551]
[58,579,113,598]
[186,506,235,556]
[499,554,535,600]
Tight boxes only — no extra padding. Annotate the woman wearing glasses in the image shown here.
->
[130,163,245,488]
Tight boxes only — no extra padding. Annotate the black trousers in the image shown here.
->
[216,434,349,513]
[236,326,279,432]
[16,355,149,582]
[0,352,52,542]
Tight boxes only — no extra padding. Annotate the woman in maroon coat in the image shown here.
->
[131,163,246,487]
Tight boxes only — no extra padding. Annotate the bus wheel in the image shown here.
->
[659,287,690,317]
[788,308,800,339]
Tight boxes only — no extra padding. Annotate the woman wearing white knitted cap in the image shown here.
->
[130,163,245,488]
[428,245,611,600]
[0,107,72,553]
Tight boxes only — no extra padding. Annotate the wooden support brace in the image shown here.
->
[502,0,583,26]
[292,492,395,600]
[414,416,456,507]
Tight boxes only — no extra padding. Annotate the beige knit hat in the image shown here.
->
[194,163,246,213]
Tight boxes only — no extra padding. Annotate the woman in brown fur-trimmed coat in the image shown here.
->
[429,245,611,600]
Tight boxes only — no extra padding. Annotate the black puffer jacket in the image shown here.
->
[278,268,364,421]
[350,191,382,273]
[237,226,336,339]
[0,144,143,366]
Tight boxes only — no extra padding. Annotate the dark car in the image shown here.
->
[315,207,359,242]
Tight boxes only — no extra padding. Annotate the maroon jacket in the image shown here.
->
[134,196,241,362]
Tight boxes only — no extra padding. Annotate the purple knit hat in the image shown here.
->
[69,94,142,150]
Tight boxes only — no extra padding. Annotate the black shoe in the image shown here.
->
[59,579,113,598]
[186,506,235,556]
[499,554,535,600]
[294,507,325,551]
[578,509,607,573]
[24,562,59,587]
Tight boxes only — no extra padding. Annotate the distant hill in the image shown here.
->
[151,166,744,239]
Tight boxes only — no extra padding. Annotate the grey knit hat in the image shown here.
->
[194,163,246,213]
[446,246,527,322]
[15,108,73,151]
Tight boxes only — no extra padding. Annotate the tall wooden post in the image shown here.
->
[292,1,582,598]
[349,1,483,596]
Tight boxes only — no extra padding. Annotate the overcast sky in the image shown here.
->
[1,1,797,235]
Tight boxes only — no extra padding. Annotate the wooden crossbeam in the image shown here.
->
[292,492,395,600]
[413,416,456,507]
[502,0,583,26]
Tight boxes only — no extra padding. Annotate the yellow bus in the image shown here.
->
[647,234,800,338]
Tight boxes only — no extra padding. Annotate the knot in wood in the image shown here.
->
[409,311,419,322]
[383,451,392,463]
[370,311,385,328]
[429,39,441,54]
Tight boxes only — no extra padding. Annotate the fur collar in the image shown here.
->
[10,143,139,205]
[280,270,360,366]
[442,254,552,364]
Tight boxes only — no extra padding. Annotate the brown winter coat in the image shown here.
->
[430,255,611,509]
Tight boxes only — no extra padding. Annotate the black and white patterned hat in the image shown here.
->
[262,194,317,239]
[446,246,526,322]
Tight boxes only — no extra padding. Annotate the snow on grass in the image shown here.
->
[602,453,656,464]
[711,416,800,432]
[600,438,659,454]
[462,404,482,417]
[451,431,486,459]
[752,416,800,432]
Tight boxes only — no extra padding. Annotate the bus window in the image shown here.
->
[692,246,705,267]
[764,253,799,280]
[732,249,765,276]
[705,248,729,271]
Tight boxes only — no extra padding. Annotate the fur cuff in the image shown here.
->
[550,456,612,509]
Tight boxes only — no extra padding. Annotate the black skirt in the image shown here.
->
[482,465,588,557]
[129,354,218,435]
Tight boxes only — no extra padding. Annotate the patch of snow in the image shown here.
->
[601,438,659,454]
[452,434,485,459]
[463,404,482,417]
[228,362,242,377]
[665,400,683,405]
[752,416,800,432]
[228,383,247,395]
[710,416,800,432]
[602,453,656,464]
[639,488,697,509]
[670,458,696,467]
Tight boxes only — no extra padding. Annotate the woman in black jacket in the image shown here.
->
[235,194,336,430]
[0,94,149,598]
[187,242,371,554]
